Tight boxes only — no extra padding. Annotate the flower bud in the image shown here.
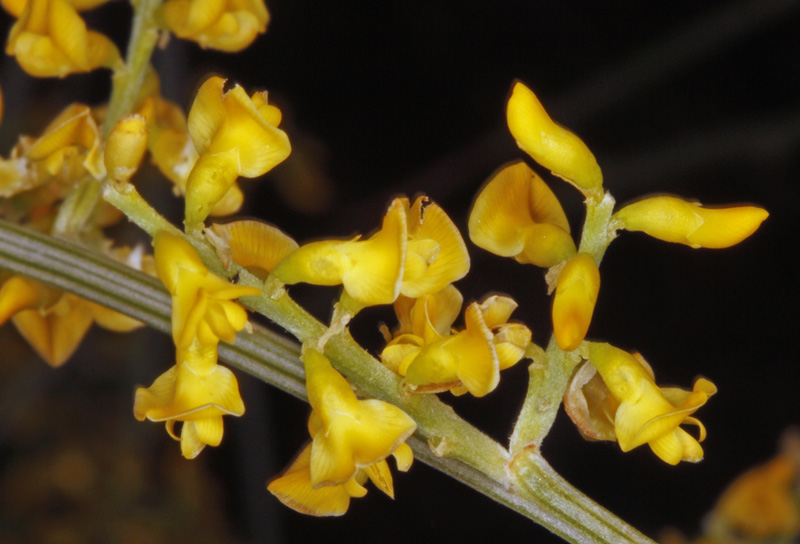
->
[507,82,602,196]
[552,253,600,351]
[104,114,148,185]
[615,195,768,249]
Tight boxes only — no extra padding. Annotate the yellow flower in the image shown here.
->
[402,295,530,397]
[184,76,290,229]
[400,196,470,298]
[134,342,245,459]
[1,103,104,199]
[160,0,269,52]
[506,81,603,197]
[614,195,769,249]
[268,440,413,517]
[469,161,576,268]
[586,342,717,465]
[551,253,600,351]
[6,0,121,78]
[380,286,463,374]
[707,445,800,540]
[302,349,416,487]
[273,198,407,311]
[1,275,143,367]
[104,114,148,185]
[153,231,261,348]
[206,219,298,278]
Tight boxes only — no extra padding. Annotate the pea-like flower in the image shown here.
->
[551,253,600,351]
[134,342,245,459]
[506,81,603,197]
[401,196,470,298]
[614,195,769,249]
[1,103,104,198]
[391,294,530,397]
[273,198,408,311]
[206,219,298,278]
[469,161,576,268]
[0,271,143,367]
[153,231,261,348]
[302,348,416,487]
[583,342,717,465]
[184,76,290,230]
[268,439,413,517]
[5,0,121,78]
[160,0,269,52]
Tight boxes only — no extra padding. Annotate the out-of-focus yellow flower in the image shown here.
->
[400,196,470,298]
[507,82,602,197]
[1,103,104,199]
[303,349,416,487]
[160,0,269,52]
[2,0,108,18]
[184,76,290,229]
[469,161,576,268]
[104,114,148,185]
[207,219,298,278]
[705,438,800,541]
[6,0,121,78]
[586,342,717,465]
[273,198,407,311]
[268,438,413,517]
[153,231,260,348]
[614,195,769,249]
[551,253,600,351]
[400,295,530,397]
[134,342,245,459]
[0,274,143,367]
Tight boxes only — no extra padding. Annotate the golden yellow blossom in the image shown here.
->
[551,253,600,351]
[160,0,269,52]
[134,342,245,459]
[273,198,407,310]
[586,342,717,465]
[507,81,602,197]
[6,0,121,78]
[303,349,416,487]
[469,161,576,268]
[706,442,800,540]
[268,440,413,517]
[184,76,290,229]
[400,196,470,298]
[104,114,148,185]
[402,295,529,397]
[1,275,142,367]
[1,103,104,199]
[614,195,769,249]
[207,219,298,278]
[153,231,260,348]
[380,286,463,374]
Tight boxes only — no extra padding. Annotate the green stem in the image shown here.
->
[509,338,581,453]
[0,218,652,543]
[102,0,164,138]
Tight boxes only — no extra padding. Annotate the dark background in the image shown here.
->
[1,1,800,542]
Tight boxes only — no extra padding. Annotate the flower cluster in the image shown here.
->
[469,81,767,463]
[0,0,774,532]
